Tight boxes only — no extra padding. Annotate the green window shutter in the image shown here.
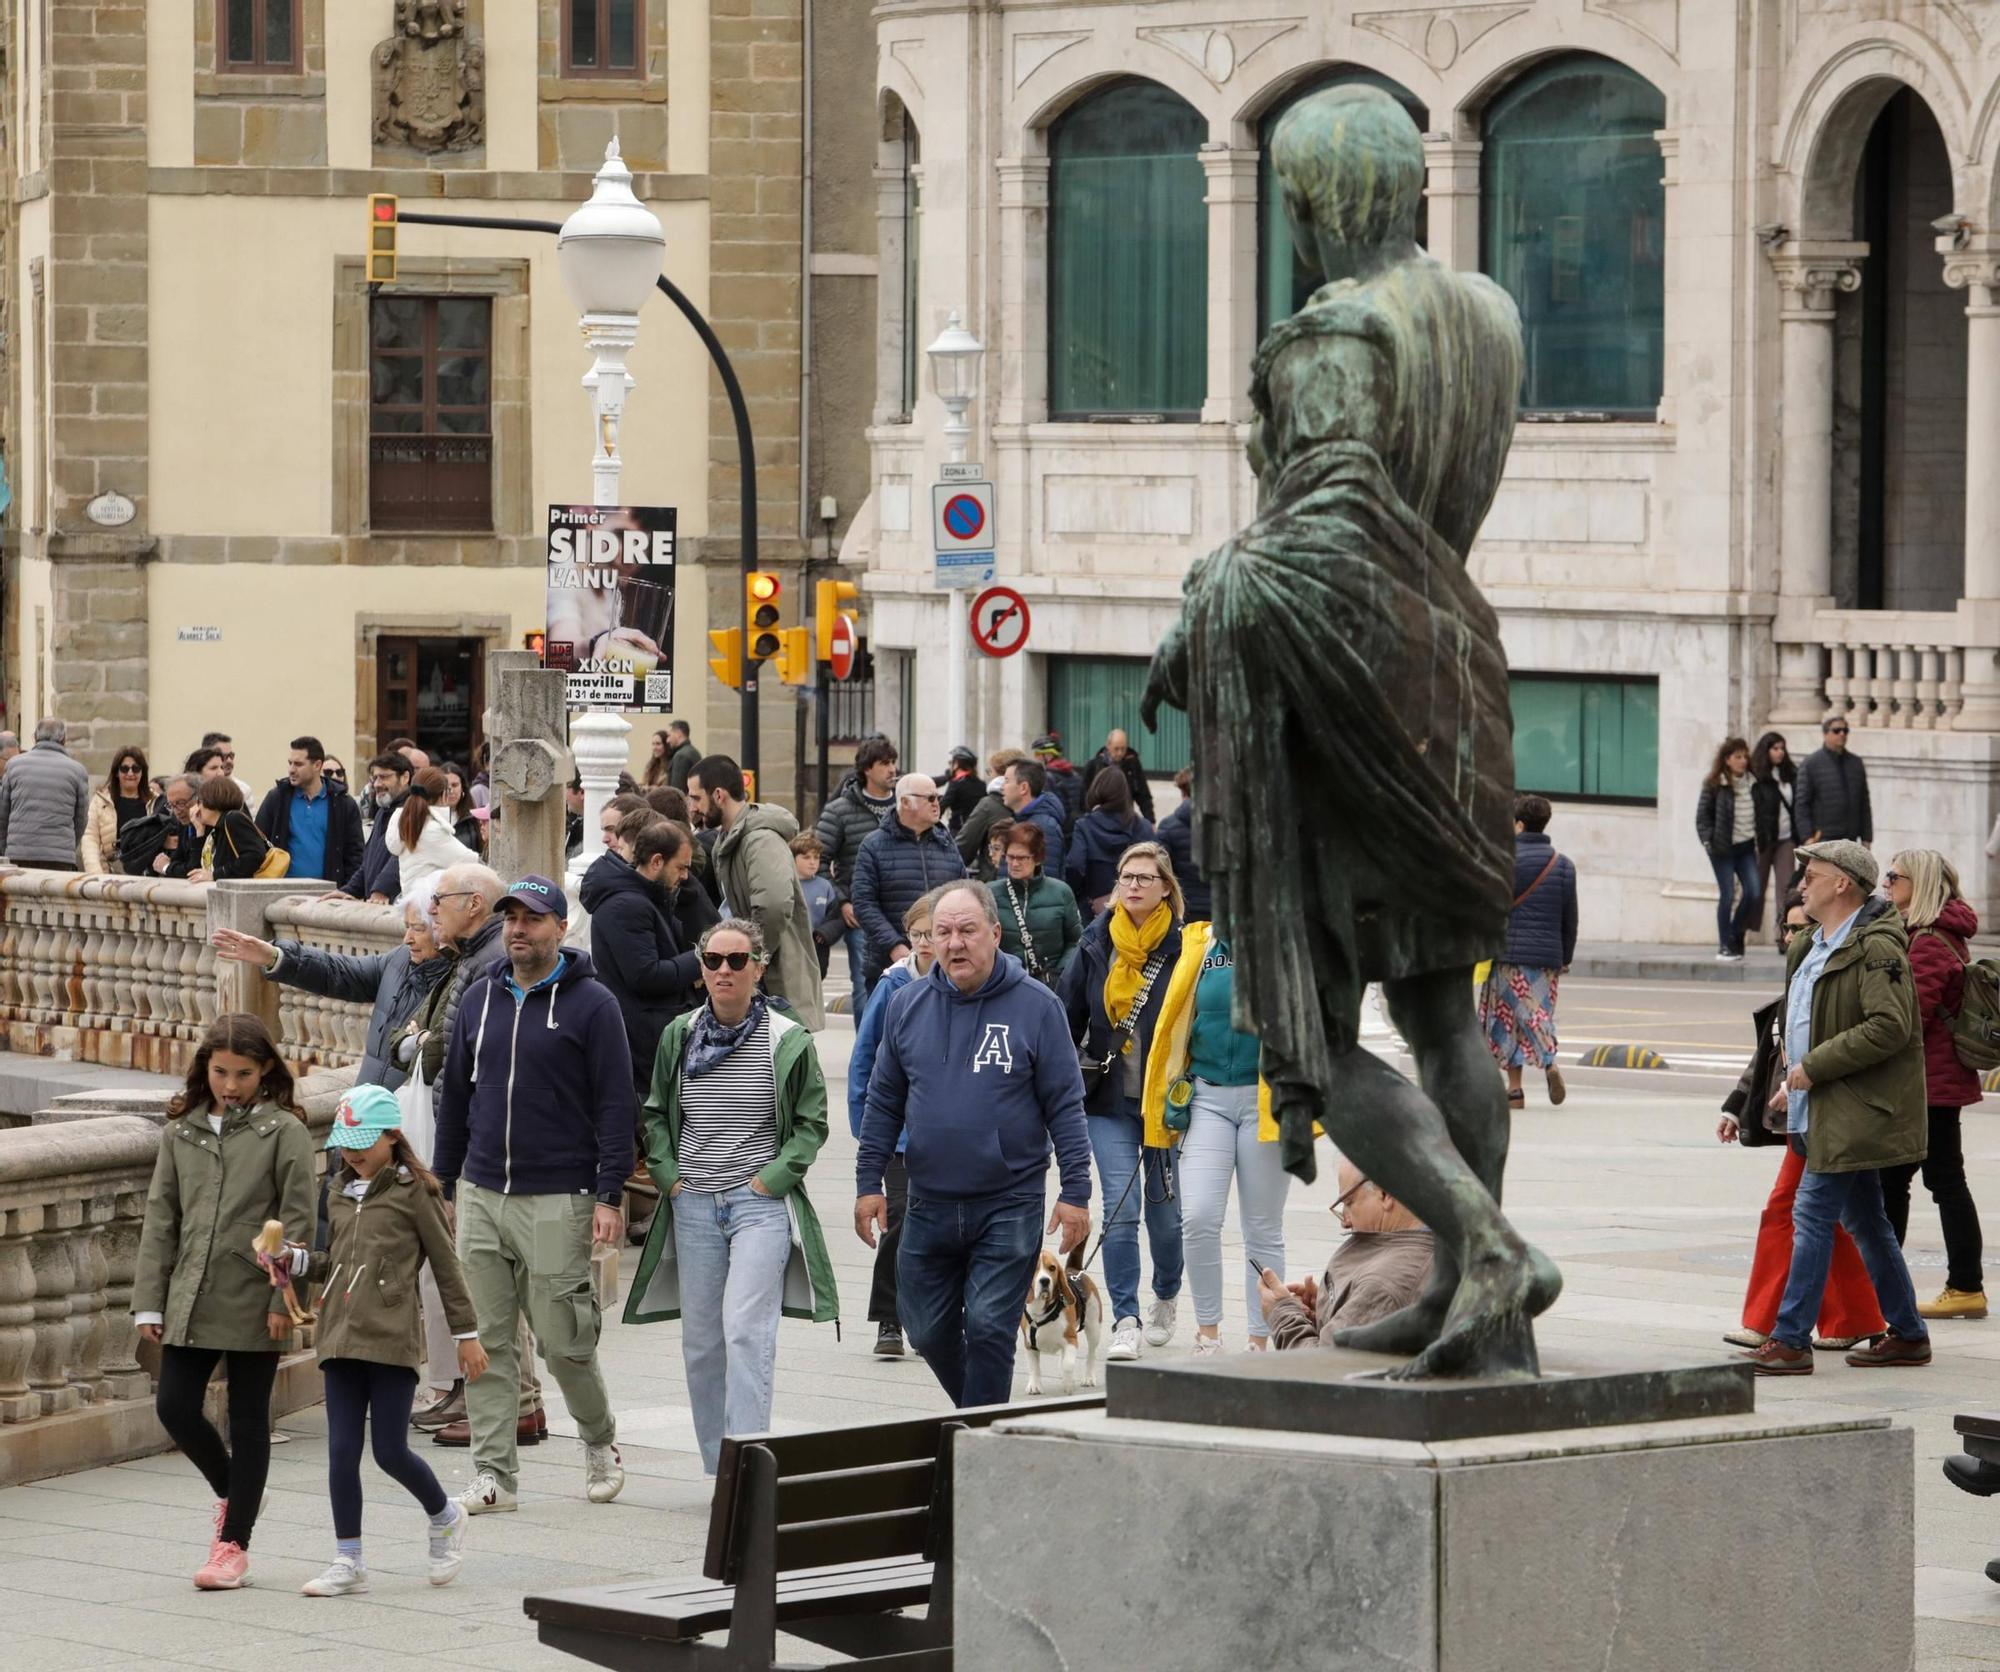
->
[1050,81,1209,418]
[1048,657,1189,784]
[1509,674,1658,803]
[1480,55,1667,416]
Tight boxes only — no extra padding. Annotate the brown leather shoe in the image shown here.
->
[1742,1339,1813,1376]
[431,1409,548,1448]
[1844,1332,1932,1368]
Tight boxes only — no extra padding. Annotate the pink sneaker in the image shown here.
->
[193,1539,250,1590]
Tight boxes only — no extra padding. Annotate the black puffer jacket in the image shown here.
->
[851,812,967,985]
[1749,774,1799,850]
[1083,748,1155,822]
[1694,778,1753,860]
[1066,808,1154,913]
[579,853,703,1091]
[1794,746,1872,844]
[814,781,896,906]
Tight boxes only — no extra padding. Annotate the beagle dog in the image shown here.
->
[1021,1242,1104,1396]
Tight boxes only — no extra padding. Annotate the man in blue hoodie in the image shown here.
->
[433,875,636,1516]
[856,881,1092,1407]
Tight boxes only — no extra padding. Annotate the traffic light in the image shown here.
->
[366,193,399,284]
[708,626,743,691]
[522,629,546,658]
[815,578,858,662]
[775,628,813,688]
[745,571,783,662]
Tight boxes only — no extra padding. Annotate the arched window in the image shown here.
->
[1258,68,1427,338]
[1481,55,1666,416]
[1049,80,1208,419]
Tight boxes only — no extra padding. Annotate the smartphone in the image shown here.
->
[1247,1257,1268,1277]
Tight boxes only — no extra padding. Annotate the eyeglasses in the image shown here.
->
[1882,870,1904,885]
[1119,872,1164,886]
[1332,1176,1372,1219]
[1827,727,1849,735]
[701,950,753,972]
[116,763,140,774]
[909,929,934,945]
[911,793,940,804]
[428,891,477,915]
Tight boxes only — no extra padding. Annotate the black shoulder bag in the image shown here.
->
[1079,951,1170,1096]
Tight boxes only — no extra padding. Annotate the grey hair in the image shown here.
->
[32,719,64,744]
[438,862,505,904]
[932,880,1000,926]
[0,731,17,751]
[699,915,769,962]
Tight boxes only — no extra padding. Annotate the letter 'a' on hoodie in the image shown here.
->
[856,951,1092,1207]
[431,947,637,1201]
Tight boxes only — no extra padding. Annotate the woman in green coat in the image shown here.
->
[623,917,839,1474]
[991,821,1084,984]
[132,1014,316,1592]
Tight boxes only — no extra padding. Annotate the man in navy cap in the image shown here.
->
[433,874,637,1515]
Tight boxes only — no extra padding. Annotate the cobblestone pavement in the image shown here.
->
[3,993,2000,1667]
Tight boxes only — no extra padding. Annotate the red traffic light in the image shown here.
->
[372,199,397,223]
[748,572,780,603]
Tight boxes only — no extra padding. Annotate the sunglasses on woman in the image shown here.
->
[700,950,753,972]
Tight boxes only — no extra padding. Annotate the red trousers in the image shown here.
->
[1741,1142,1885,1337]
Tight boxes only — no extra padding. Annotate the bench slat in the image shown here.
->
[775,1507,931,1572]
[527,1557,934,1643]
[776,1458,934,1523]
[1955,1411,2000,1442]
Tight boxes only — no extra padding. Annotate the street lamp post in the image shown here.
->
[927,311,985,761]
[558,138,665,885]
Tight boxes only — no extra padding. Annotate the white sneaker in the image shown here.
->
[1192,1334,1223,1358]
[301,1556,369,1597]
[585,1443,625,1505]
[428,1501,468,1586]
[457,1472,517,1515]
[1106,1318,1141,1361]
[1144,1296,1179,1348]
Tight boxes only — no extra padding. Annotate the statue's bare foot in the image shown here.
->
[1332,1261,1456,1356]
[1384,1242,1562,1383]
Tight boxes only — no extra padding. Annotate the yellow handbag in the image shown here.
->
[255,846,291,879]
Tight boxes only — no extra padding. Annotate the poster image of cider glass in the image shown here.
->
[545,503,678,711]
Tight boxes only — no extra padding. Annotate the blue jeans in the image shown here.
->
[672,1183,793,1474]
[1177,1081,1288,1333]
[845,927,872,1012]
[1088,1108,1184,1325]
[897,1192,1044,1408]
[1772,1152,1928,1351]
[1709,840,1760,952]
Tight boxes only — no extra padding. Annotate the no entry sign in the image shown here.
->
[828,612,858,680]
[970,585,1030,658]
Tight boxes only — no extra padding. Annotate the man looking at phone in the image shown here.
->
[1259,1160,1435,1348]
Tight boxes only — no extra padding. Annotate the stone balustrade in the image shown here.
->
[264,896,406,1072]
[1793,610,1968,729]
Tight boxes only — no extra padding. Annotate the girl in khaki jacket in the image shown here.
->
[133,1014,316,1593]
[267,1082,488,1597]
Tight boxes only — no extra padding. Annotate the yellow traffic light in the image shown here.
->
[707,626,743,691]
[775,628,813,687]
[366,193,399,284]
[815,578,858,661]
[746,571,783,662]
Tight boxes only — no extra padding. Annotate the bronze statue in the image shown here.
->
[1142,86,1560,1380]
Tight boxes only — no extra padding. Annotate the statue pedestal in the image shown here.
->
[954,1351,1912,1672]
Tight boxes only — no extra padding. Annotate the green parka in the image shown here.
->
[991,872,1085,982]
[306,1165,477,1372]
[623,1004,840,1325]
[1784,896,1928,1173]
[133,1099,317,1352]
[713,803,826,1030]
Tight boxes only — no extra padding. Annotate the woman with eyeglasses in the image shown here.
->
[1716,889,1884,1351]
[624,918,839,1474]
[1060,841,1185,1361]
[82,744,151,872]
[1880,851,1987,1321]
[991,822,1082,986]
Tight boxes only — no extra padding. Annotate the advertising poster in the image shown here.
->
[544,503,677,712]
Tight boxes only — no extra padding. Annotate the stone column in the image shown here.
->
[484,650,572,886]
[1200,146,1259,424]
[1654,130,1679,426]
[1421,138,1482,271]
[874,157,911,426]
[1769,244,1865,723]
[1945,242,2000,729]
[995,157,1051,427]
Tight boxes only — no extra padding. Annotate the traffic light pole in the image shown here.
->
[393,209,762,777]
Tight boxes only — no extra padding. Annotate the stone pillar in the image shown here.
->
[567,712,632,894]
[483,650,572,886]
[208,880,321,1039]
[874,157,911,426]
[1200,146,1259,424]
[995,157,1051,427]
[1769,244,1865,724]
[1654,130,1679,427]
[1944,242,2000,730]
[1421,138,1482,271]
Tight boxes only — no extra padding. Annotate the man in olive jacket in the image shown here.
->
[1743,840,1931,1376]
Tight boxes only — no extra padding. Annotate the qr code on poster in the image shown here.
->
[644,673,674,706]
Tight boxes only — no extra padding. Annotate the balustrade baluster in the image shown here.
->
[0,1219,36,1422]
[1915,647,1943,729]
[1891,645,1919,729]
[97,1185,152,1400]
[26,1211,82,1415]
[1944,648,1968,725]
[1867,643,1895,726]
[67,1216,108,1403]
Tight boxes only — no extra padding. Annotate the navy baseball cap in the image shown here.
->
[496,874,568,919]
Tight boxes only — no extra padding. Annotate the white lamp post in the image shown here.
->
[927,310,986,753]
[558,137,665,886]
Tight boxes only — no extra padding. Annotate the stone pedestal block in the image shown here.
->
[955,1407,1912,1672]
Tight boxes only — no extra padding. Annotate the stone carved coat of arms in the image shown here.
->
[373,0,485,153]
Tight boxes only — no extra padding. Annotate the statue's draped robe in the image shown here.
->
[1152,257,1525,1181]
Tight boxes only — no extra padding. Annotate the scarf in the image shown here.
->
[1105,901,1173,1047]
[684,993,769,1080]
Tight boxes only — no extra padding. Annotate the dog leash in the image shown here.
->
[1072,1143,1173,1278]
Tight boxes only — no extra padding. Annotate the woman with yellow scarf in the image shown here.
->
[1058,841,1186,1362]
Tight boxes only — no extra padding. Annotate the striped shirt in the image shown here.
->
[677,1012,780,1192]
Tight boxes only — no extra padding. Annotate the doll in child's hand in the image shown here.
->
[252,1219,314,1326]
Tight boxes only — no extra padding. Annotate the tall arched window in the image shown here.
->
[1049,79,1208,419]
[1481,55,1666,416]
[1258,68,1427,338]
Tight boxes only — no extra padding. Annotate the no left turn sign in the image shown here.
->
[970,585,1030,658]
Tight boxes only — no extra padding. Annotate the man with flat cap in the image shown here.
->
[1742,839,1932,1377]
[433,874,636,1513]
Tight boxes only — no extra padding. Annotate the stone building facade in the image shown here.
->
[0,0,878,806]
[852,0,2000,941]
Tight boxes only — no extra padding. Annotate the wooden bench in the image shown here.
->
[524,1393,1104,1670]
[1956,1411,2000,1464]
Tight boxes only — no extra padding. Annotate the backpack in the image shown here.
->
[116,810,180,876]
[1922,929,2000,1071]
